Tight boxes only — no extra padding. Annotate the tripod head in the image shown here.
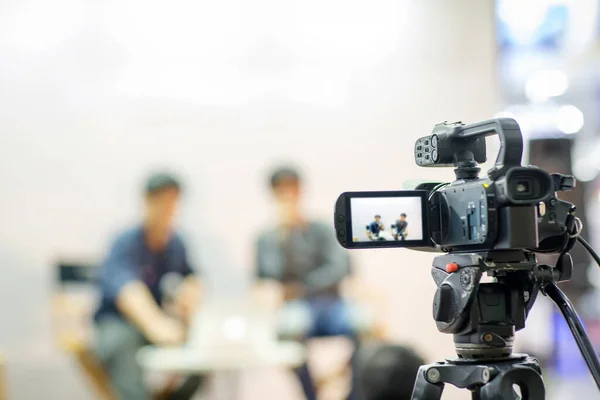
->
[431,250,573,360]
[410,210,600,399]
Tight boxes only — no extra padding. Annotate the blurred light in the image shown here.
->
[223,316,247,341]
[524,70,569,103]
[107,0,405,107]
[562,0,598,53]
[555,105,584,134]
[495,104,585,139]
[281,0,407,68]
[497,0,550,45]
[286,66,350,108]
[572,156,598,182]
[494,109,549,138]
[572,141,600,182]
[114,61,257,107]
[103,1,251,59]
[3,0,85,51]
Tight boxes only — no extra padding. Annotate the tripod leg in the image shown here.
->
[411,365,444,400]
[472,387,520,400]
[478,366,545,400]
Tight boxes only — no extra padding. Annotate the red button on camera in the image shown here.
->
[446,263,459,273]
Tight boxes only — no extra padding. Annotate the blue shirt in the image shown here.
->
[369,221,383,235]
[94,226,195,321]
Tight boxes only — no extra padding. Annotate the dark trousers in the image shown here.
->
[94,316,203,400]
[280,296,361,400]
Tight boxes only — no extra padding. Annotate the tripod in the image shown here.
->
[411,251,600,400]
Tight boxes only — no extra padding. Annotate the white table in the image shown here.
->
[137,341,306,400]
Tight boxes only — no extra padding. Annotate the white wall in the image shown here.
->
[351,197,423,241]
[0,0,498,398]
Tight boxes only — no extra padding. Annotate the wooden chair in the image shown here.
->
[0,351,9,400]
[52,262,180,400]
[52,262,116,399]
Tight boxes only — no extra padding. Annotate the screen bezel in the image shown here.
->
[335,190,430,249]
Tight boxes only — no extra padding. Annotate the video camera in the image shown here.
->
[334,118,576,254]
[334,118,600,399]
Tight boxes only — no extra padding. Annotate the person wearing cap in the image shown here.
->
[255,166,362,400]
[93,173,203,400]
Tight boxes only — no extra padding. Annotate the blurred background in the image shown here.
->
[0,0,599,399]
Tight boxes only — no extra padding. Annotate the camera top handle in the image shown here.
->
[453,118,523,178]
[417,118,524,180]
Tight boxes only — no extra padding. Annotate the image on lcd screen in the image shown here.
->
[350,197,423,242]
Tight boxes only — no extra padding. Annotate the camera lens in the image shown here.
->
[432,149,438,162]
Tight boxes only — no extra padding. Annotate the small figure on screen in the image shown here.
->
[366,215,385,240]
[394,213,408,241]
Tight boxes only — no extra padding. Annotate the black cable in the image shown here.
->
[545,282,600,391]
[578,236,600,268]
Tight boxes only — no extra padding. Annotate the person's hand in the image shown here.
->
[253,280,283,309]
[116,281,186,346]
[283,283,305,301]
[173,277,202,324]
[145,315,186,346]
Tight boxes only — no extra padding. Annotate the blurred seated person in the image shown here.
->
[94,173,203,400]
[366,215,385,241]
[255,166,361,400]
[358,344,424,400]
[394,213,408,241]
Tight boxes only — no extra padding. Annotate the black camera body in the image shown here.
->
[421,169,575,253]
[415,119,575,254]
[334,118,576,253]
